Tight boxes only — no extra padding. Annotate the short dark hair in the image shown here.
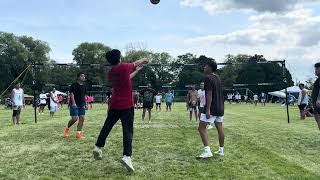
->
[15,81,20,85]
[106,49,121,65]
[315,63,320,68]
[77,72,85,78]
[206,61,217,72]
[299,83,305,87]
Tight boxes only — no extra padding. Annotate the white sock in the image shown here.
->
[95,146,101,151]
[204,146,211,152]
[219,147,224,152]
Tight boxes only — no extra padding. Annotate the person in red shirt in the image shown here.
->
[57,95,63,109]
[93,49,148,172]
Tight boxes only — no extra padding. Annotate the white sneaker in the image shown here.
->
[121,156,135,172]
[197,151,213,159]
[207,125,213,129]
[93,146,103,160]
[214,150,224,156]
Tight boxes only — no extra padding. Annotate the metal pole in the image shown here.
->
[282,60,290,124]
[32,64,37,123]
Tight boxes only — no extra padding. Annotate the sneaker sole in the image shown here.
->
[93,151,102,160]
[214,152,224,156]
[120,159,134,172]
[196,155,213,160]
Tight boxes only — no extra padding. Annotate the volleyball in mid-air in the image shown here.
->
[150,0,160,5]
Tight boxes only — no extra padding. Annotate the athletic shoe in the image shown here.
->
[63,128,70,137]
[197,151,213,159]
[75,131,85,139]
[93,146,103,160]
[214,150,224,156]
[121,156,135,172]
[207,125,213,129]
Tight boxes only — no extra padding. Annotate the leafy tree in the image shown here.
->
[0,32,50,95]
[72,42,111,86]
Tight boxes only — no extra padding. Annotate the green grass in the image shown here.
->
[0,103,320,179]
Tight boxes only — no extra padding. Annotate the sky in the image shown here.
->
[1,0,320,82]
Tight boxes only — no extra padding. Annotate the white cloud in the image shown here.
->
[175,6,320,81]
[180,0,319,14]
[187,29,287,46]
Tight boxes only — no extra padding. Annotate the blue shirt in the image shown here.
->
[165,93,174,103]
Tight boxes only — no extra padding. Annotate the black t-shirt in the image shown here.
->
[140,88,156,103]
[70,82,87,107]
[312,78,320,104]
[204,73,224,116]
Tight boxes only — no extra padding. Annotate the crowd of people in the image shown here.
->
[4,49,320,173]
[91,49,225,171]
[226,92,267,105]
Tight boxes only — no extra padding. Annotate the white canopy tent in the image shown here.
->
[268,91,286,99]
[55,90,67,96]
[280,86,305,93]
[46,90,67,96]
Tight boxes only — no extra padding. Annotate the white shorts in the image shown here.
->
[261,99,266,103]
[50,106,57,112]
[200,113,224,124]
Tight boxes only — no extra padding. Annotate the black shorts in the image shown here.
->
[156,103,161,106]
[189,102,197,111]
[40,104,46,107]
[166,102,172,106]
[12,106,22,117]
[298,104,307,110]
[143,101,153,109]
[198,107,205,114]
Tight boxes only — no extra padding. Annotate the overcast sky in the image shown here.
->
[1,0,320,82]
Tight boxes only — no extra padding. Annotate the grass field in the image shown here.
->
[0,103,320,180]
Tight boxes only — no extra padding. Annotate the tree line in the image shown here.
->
[0,32,294,97]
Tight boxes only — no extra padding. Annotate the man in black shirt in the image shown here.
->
[197,61,225,159]
[63,72,88,139]
[140,83,156,123]
[312,63,320,130]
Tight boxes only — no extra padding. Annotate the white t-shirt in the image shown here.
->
[12,88,24,106]
[50,91,58,107]
[155,95,162,104]
[298,89,308,105]
[39,93,47,104]
[227,94,232,100]
[197,89,206,107]
[253,95,259,101]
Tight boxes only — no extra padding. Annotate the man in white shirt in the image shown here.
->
[198,82,214,129]
[197,82,206,119]
[155,92,162,111]
[237,93,242,104]
[50,88,58,118]
[297,83,309,120]
[39,91,47,115]
[11,82,24,125]
[244,95,249,104]
[227,93,232,104]
[253,94,259,106]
